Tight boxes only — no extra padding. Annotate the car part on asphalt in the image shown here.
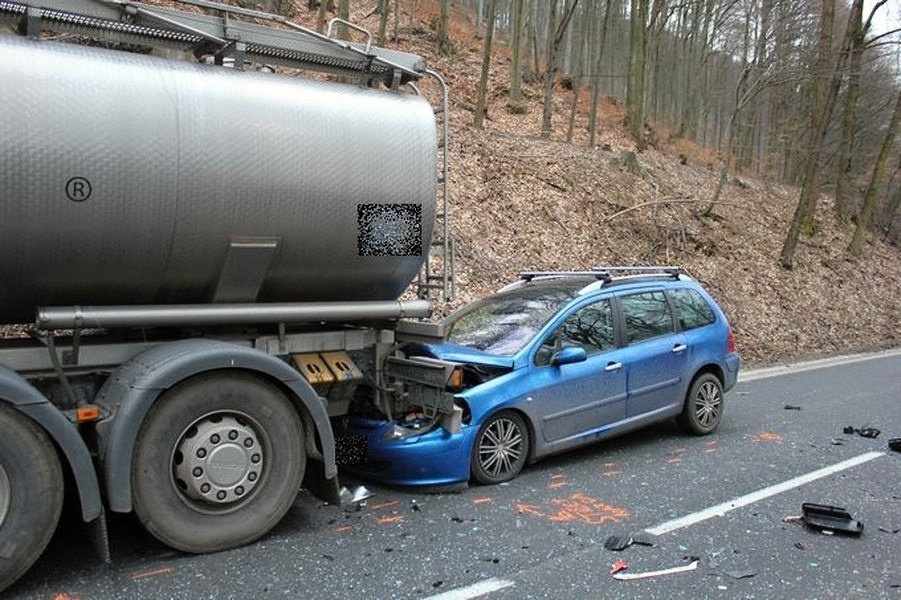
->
[801,503,864,536]
[611,558,699,580]
[843,426,880,438]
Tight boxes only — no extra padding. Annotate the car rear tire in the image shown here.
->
[131,373,305,553]
[471,411,529,485]
[677,373,723,435]
[0,403,64,593]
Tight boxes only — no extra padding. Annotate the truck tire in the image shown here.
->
[0,402,64,592]
[131,373,305,553]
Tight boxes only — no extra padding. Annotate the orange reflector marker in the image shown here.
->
[448,367,464,390]
[76,405,101,423]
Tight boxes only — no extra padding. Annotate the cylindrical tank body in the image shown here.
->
[0,35,436,325]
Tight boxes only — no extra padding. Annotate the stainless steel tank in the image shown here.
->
[0,35,436,324]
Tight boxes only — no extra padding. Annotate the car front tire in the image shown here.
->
[471,411,529,485]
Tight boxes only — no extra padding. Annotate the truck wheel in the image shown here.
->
[0,403,64,592]
[131,373,305,553]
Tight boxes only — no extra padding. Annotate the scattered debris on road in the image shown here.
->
[611,558,699,580]
[843,425,880,438]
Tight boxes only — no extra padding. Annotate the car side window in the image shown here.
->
[535,299,613,365]
[670,288,716,330]
[620,291,674,344]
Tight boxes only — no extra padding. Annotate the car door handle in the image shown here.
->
[605,361,623,372]
[672,344,687,353]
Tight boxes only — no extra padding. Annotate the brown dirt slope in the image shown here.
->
[384,3,900,367]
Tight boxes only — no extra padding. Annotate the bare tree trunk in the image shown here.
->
[509,0,525,106]
[436,0,452,54]
[474,0,499,129]
[316,0,328,33]
[588,0,612,147]
[626,0,647,150]
[540,1,559,139]
[377,0,390,45]
[849,89,901,255]
[834,0,865,220]
[541,1,580,139]
[779,0,836,269]
[567,3,589,142]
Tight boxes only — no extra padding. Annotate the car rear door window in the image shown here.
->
[670,288,716,330]
[620,291,674,344]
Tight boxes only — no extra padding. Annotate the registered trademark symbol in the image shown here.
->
[66,176,92,202]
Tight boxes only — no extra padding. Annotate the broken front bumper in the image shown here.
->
[337,418,475,487]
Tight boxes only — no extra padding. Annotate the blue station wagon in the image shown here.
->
[342,267,740,486]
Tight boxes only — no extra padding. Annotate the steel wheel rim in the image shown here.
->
[694,380,722,428]
[170,410,270,514]
[0,464,10,525]
[478,417,523,478]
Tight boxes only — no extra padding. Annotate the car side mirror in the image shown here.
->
[551,346,587,366]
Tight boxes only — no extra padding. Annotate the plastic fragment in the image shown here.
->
[725,569,758,579]
[784,405,802,410]
[843,426,880,438]
[612,559,698,580]
[604,535,632,551]
[801,503,864,536]
[888,438,901,452]
[339,485,374,507]
[609,559,629,574]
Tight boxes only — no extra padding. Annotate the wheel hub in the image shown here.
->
[174,415,263,505]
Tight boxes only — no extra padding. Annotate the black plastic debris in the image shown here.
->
[889,438,901,452]
[784,405,802,411]
[604,533,655,551]
[843,426,880,438]
[801,503,864,536]
[604,535,632,551]
[725,569,758,579]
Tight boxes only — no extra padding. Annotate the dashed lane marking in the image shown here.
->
[646,451,886,536]
[425,577,515,600]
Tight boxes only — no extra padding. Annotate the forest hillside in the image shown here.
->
[353,1,901,366]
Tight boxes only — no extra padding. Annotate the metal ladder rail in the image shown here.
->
[413,70,455,303]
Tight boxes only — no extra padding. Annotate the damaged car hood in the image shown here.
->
[407,342,515,369]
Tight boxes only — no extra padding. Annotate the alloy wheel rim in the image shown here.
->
[694,381,722,428]
[478,417,523,478]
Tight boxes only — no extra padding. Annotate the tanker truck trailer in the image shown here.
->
[0,0,457,590]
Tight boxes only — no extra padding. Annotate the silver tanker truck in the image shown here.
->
[0,0,455,590]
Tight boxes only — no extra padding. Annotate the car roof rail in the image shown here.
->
[519,266,682,284]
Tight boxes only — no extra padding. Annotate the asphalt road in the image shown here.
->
[7,349,901,599]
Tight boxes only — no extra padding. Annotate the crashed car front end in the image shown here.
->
[338,337,516,487]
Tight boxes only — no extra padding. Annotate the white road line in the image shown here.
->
[425,578,515,600]
[645,451,886,536]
